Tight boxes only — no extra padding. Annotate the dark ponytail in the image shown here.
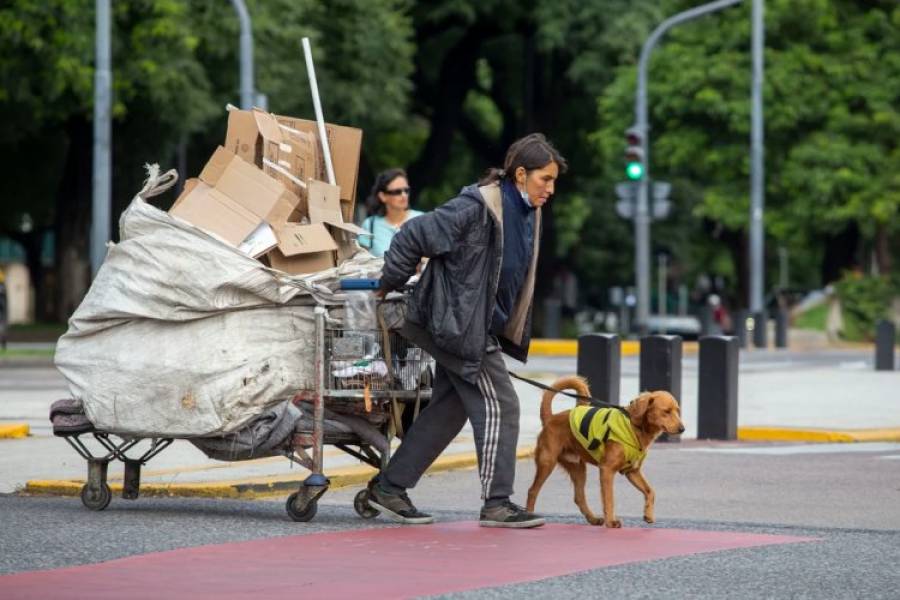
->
[478,133,568,186]
[365,168,408,217]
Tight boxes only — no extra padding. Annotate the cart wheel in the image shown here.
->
[80,483,112,511]
[286,492,318,522]
[353,489,380,519]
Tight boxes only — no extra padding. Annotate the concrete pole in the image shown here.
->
[749,0,765,313]
[634,0,744,332]
[90,0,112,277]
[230,0,254,109]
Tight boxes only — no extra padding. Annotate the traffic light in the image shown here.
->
[625,126,644,181]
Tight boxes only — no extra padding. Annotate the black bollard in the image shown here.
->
[734,309,749,348]
[697,336,740,439]
[699,305,715,337]
[775,308,789,349]
[577,334,621,406]
[752,311,768,348]
[639,335,683,442]
[543,298,561,338]
[875,319,896,371]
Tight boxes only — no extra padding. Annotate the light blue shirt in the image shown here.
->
[359,210,424,257]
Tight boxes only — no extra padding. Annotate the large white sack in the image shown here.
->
[54,166,382,438]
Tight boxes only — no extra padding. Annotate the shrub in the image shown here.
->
[834,273,895,342]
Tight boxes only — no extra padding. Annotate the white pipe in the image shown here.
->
[301,37,336,186]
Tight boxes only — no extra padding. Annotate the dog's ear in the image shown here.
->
[628,392,654,428]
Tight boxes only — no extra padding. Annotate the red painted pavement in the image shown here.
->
[2,522,815,599]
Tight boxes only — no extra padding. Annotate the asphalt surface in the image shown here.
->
[3,440,899,598]
[3,344,899,597]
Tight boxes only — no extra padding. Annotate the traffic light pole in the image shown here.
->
[633,0,744,332]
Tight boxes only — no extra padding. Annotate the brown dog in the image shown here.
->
[526,375,684,528]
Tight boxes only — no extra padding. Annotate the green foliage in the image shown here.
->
[0,0,416,237]
[793,302,827,331]
[553,193,591,257]
[592,0,900,299]
[835,272,896,341]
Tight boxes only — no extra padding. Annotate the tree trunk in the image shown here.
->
[407,25,495,191]
[54,116,93,322]
[718,226,748,310]
[874,223,892,275]
[821,223,860,285]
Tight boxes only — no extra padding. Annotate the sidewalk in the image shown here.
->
[3,333,899,501]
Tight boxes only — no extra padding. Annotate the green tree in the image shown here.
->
[0,0,415,320]
[592,0,899,308]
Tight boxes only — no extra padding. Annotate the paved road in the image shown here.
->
[2,440,899,598]
[522,347,875,376]
[0,347,879,435]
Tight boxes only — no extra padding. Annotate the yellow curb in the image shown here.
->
[738,427,900,443]
[24,446,537,501]
[0,423,30,439]
[529,339,697,357]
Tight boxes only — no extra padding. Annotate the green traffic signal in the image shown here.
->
[626,161,644,180]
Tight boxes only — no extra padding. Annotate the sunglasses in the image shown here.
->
[383,187,411,196]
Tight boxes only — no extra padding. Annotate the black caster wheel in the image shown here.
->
[80,483,112,511]
[286,492,318,522]
[353,489,380,519]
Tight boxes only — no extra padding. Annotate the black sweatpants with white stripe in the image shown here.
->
[380,348,519,506]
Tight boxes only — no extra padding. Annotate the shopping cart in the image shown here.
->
[53,297,434,522]
[284,301,433,521]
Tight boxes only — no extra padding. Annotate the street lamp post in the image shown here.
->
[90,0,112,277]
[230,0,255,109]
[632,0,744,332]
[749,0,766,338]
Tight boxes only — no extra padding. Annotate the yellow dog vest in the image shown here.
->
[569,406,646,473]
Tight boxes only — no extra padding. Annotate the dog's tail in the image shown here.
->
[540,375,591,425]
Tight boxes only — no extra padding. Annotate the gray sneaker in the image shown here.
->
[367,483,435,525]
[479,501,545,529]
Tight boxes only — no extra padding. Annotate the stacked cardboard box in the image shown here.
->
[170,107,367,275]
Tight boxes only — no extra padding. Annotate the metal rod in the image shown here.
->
[302,37,336,186]
[90,0,112,277]
[312,307,326,474]
[634,0,744,331]
[749,0,765,313]
[230,0,254,109]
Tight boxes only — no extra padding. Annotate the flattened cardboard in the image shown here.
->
[200,146,299,223]
[267,223,338,275]
[307,180,369,236]
[274,222,337,256]
[170,146,301,249]
[225,108,317,219]
[171,178,200,212]
[170,180,260,247]
[274,115,362,212]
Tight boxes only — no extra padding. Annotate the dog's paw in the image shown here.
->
[586,515,603,526]
[643,515,655,524]
[605,519,622,529]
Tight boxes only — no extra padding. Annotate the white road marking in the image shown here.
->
[680,443,900,455]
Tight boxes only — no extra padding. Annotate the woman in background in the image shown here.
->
[360,168,423,257]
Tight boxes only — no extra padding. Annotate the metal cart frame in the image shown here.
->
[57,300,433,521]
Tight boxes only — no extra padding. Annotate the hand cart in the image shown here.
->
[284,302,433,521]
[54,298,434,522]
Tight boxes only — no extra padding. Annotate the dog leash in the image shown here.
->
[507,371,630,415]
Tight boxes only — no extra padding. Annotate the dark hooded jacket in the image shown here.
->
[379,182,541,384]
